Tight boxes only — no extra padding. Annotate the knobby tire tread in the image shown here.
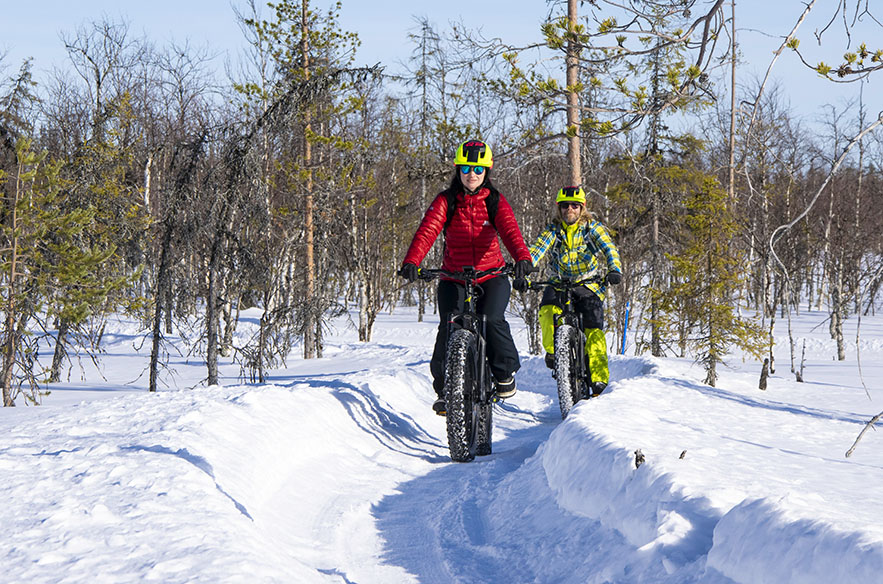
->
[554,325,584,419]
[476,392,493,456]
[444,329,480,462]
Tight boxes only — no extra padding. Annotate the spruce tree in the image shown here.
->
[660,165,767,386]
[0,139,128,405]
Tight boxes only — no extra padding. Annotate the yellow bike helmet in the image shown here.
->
[556,186,587,205]
[454,140,493,168]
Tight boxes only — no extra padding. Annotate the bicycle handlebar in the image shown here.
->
[525,273,606,291]
[417,264,514,282]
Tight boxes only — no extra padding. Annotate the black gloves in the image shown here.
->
[511,260,534,293]
[514,259,534,280]
[399,263,419,282]
[606,271,622,285]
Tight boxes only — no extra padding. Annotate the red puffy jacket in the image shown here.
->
[402,187,531,283]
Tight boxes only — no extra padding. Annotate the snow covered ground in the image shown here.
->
[2,303,882,583]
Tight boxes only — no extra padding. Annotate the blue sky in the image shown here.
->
[2,1,879,124]
[2,1,551,74]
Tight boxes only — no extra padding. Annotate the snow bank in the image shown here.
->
[540,353,883,584]
[709,496,883,584]
[1,356,439,583]
[542,410,719,570]
[1,389,304,583]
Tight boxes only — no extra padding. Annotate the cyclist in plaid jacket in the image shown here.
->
[525,186,622,395]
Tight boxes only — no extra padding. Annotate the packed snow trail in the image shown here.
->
[3,309,883,582]
[2,339,722,583]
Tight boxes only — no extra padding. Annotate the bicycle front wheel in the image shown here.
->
[444,329,481,462]
[554,324,585,419]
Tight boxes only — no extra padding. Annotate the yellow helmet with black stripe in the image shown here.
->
[556,186,586,205]
[454,140,493,168]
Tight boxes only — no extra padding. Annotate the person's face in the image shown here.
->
[459,165,485,192]
[558,201,583,225]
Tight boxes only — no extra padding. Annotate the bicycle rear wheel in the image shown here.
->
[554,324,585,419]
[444,329,481,462]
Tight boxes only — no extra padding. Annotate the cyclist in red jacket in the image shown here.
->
[399,140,533,415]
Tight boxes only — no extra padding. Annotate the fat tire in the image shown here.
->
[444,329,480,462]
[554,325,584,419]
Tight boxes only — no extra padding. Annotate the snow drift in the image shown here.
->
[2,309,882,583]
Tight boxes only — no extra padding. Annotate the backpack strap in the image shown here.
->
[550,222,564,260]
[443,189,458,232]
[485,188,499,226]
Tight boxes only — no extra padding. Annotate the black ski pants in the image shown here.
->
[430,275,521,397]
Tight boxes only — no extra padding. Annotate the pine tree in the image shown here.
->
[238,0,364,360]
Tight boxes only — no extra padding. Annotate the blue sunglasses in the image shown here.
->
[459,165,486,175]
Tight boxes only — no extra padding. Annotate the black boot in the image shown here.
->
[495,376,517,399]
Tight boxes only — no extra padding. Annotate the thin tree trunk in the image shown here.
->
[727,0,736,206]
[144,152,153,211]
[2,306,16,406]
[704,254,718,387]
[759,358,769,390]
[831,254,846,361]
[566,0,581,185]
[417,23,429,323]
[2,261,16,406]
[651,191,661,357]
[767,301,776,375]
[258,305,269,384]
[302,1,316,359]
[853,84,865,315]
[49,319,70,383]
[164,281,173,335]
[2,164,22,406]
[206,252,220,386]
[221,294,237,358]
[787,282,797,373]
[149,220,173,393]
[817,185,836,311]
[206,180,237,386]
[796,339,806,382]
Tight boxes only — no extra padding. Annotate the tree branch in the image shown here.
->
[769,112,883,279]
[846,409,883,457]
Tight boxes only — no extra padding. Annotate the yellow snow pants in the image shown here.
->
[539,304,609,385]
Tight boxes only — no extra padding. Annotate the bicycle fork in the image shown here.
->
[476,314,494,404]
[447,312,494,405]
[553,297,589,382]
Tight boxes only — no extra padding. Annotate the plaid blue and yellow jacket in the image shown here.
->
[529,219,622,300]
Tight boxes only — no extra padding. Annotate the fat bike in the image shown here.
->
[526,274,605,419]
[419,265,514,462]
